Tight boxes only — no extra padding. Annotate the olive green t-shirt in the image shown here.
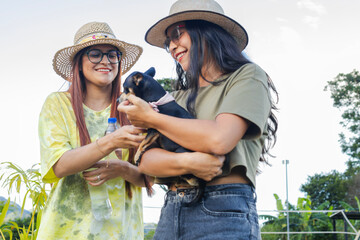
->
[170,63,271,187]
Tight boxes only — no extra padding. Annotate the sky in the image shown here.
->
[0,0,359,223]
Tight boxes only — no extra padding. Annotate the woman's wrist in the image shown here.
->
[143,109,160,129]
[176,152,193,175]
[97,134,116,154]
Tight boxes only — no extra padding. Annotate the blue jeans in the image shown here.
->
[153,183,261,240]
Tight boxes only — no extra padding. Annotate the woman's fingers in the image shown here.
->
[117,95,145,113]
[84,159,126,184]
[213,155,224,178]
[127,94,145,106]
[189,153,225,181]
[122,125,147,136]
[83,163,109,185]
[87,177,106,186]
[82,167,100,177]
[117,95,155,128]
[83,172,105,185]
[117,101,135,113]
[111,125,146,148]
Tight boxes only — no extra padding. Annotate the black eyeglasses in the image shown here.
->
[86,49,122,64]
[164,25,185,52]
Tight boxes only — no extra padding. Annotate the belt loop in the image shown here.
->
[251,186,257,202]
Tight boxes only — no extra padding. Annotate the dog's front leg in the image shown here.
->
[135,129,160,166]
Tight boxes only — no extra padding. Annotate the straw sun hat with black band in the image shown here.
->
[145,0,248,52]
[53,21,143,81]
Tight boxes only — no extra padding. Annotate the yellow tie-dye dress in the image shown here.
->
[37,92,143,240]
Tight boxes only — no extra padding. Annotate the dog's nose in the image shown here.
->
[117,93,127,104]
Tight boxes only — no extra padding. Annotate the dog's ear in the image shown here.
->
[133,73,143,86]
[145,67,156,78]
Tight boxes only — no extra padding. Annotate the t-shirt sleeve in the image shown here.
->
[217,64,271,139]
[38,94,73,183]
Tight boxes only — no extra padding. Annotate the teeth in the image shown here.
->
[97,69,110,72]
[176,52,185,61]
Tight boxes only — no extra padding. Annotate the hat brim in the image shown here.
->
[145,10,248,51]
[53,38,142,81]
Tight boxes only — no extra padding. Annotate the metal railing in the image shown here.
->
[259,209,360,240]
[144,207,360,239]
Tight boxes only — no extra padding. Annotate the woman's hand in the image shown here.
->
[185,152,225,181]
[82,159,129,186]
[110,125,146,149]
[117,95,157,128]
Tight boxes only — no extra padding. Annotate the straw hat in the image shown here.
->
[53,21,143,81]
[145,0,248,51]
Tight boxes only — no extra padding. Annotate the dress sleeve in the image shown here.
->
[217,64,271,139]
[38,93,73,183]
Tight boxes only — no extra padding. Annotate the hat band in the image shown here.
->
[77,33,116,44]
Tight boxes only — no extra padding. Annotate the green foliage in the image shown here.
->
[261,194,360,240]
[144,228,156,240]
[261,195,334,240]
[324,69,360,169]
[0,198,11,240]
[2,215,38,240]
[0,162,49,240]
[300,170,349,209]
[144,223,157,239]
[156,78,176,92]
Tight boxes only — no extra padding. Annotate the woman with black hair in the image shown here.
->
[118,0,278,239]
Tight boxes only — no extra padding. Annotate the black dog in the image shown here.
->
[118,67,205,202]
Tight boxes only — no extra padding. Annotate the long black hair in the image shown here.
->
[173,20,278,163]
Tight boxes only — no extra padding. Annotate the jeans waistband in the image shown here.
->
[165,183,256,203]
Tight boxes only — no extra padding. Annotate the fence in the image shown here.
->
[259,209,360,239]
[144,207,360,239]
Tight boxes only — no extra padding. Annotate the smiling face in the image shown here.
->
[81,44,119,88]
[166,22,191,71]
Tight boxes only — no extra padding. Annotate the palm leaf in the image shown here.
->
[340,201,354,210]
[7,221,21,237]
[0,228,13,240]
[259,214,277,221]
[20,190,31,217]
[355,196,360,211]
[274,193,284,211]
[0,198,10,225]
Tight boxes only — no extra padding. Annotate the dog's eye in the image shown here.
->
[133,74,143,86]
[134,74,143,81]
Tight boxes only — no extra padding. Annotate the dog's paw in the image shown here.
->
[135,150,143,166]
[182,175,199,186]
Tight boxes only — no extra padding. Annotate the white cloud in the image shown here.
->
[303,15,320,29]
[297,0,327,15]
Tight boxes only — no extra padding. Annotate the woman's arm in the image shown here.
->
[118,96,249,155]
[53,125,145,178]
[82,159,149,187]
[138,148,225,182]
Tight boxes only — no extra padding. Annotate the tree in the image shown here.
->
[324,69,360,172]
[156,77,175,92]
[346,172,360,207]
[322,69,360,208]
[300,170,349,209]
